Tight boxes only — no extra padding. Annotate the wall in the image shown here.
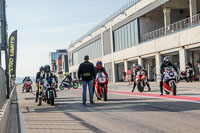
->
[139,7,164,35]
[104,62,113,82]
[0,66,6,109]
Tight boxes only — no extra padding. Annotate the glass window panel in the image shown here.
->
[115,30,118,51]
[131,21,135,46]
[134,19,139,44]
[124,25,128,48]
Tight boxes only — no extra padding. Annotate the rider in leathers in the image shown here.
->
[160,56,178,96]
[131,63,151,92]
[93,61,108,95]
[38,65,58,106]
[35,66,44,103]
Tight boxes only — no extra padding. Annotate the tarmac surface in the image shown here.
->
[11,82,200,133]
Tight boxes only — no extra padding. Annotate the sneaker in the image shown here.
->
[35,100,38,103]
[82,102,86,105]
[37,103,41,106]
[160,93,163,96]
[90,101,95,104]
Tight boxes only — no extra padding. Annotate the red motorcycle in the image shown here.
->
[134,70,147,92]
[23,81,32,92]
[94,72,108,101]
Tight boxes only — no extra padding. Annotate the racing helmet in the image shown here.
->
[44,65,51,72]
[65,72,68,77]
[163,56,170,65]
[40,66,44,72]
[96,61,102,69]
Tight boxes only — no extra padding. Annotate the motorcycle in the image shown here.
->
[59,79,79,90]
[94,72,108,101]
[163,66,178,95]
[178,69,193,82]
[185,68,193,82]
[134,70,147,92]
[39,77,56,106]
[23,81,32,92]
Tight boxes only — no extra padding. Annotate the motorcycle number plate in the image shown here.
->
[169,72,174,76]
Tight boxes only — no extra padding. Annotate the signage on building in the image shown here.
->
[8,30,17,79]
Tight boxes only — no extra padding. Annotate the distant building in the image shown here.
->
[49,49,68,74]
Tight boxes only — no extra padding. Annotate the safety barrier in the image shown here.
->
[0,66,15,109]
[0,67,6,109]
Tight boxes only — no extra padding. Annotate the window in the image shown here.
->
[113,19,139,51]
[72,39,102,65]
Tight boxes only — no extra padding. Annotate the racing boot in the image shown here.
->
[160,81,163,96]
[146,82,151,92]
[38,96,42,106]
[132,82,137,92]
[35,90,39,102]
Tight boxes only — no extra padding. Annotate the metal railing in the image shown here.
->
[0,66,15,109]
[69,0,140,48]
[140,13,200,42]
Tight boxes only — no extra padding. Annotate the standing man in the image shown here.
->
[78,55,95,105]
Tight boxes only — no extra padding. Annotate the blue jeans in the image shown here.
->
[82,80,94,104]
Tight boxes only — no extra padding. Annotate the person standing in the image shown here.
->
[123,70,126,82]
[127,68,132,85]
[78,55,95,105]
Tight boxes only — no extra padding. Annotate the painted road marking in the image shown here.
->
[108,91,200,103]
[76,88,200,103]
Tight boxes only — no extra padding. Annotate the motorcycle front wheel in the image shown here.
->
[95,87,101,100]
[59,84,65,90]
[172,81,177,96]
[102,86,107,101]
[137,82,144,92]
[72,81,79,89]
[49,91,54,106]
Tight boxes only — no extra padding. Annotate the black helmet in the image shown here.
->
[44,65,50,72]
[96,61,102,69]
[40,66,44,72]
[27,76,30,79]
[96,61,102,66]
[163,56,170,65]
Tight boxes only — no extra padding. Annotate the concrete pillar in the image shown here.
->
[163,7,171,27]
[112,61,116,82]
[110,27,114,53]
[179,48,187,71]
[156,53,161,82]
[124,59,128,73]
[138,57,143,65]
[189,0,197,22]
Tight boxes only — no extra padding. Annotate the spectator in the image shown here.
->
[127,68,132,85]
[78,55,95,105]
[123,70,126,82]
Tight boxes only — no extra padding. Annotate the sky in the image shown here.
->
[5,0,130,77]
